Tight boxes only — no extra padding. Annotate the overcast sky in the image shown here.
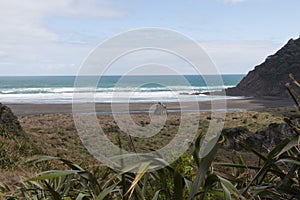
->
[0,0,299,75]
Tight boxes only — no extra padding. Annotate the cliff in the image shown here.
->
[226,38,300,97]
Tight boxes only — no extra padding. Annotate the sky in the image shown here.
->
[0,0,299,75]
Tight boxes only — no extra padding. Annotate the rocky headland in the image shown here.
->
[226,38,300,97]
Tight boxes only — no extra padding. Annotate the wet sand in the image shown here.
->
[7,97,294,116]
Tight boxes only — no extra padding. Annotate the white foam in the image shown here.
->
[0,85,238,104]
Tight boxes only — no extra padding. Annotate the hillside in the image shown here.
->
[226,38,300,97]
[0,103,37,171]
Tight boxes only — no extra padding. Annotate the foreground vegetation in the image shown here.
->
[1,77,300,199]
[1,120,299,199]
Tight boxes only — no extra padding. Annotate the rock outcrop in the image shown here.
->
[222,118,299,151]
[226,38,300,97]
[222,126,262,151]
[0,103,31,169]
[0,103,25,137]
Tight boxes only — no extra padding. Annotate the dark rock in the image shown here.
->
[0,103,25,137]
[258,122,297,150]
[226,38,300,97]
[222,126,263,151]
[222,118,299,151]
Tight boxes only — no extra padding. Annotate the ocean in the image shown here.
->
[0,75,244,104]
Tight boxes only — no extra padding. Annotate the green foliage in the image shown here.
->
[3,121,300,199]
[214,74,300,199]
[1,133,242,199]
[0,125,37,170]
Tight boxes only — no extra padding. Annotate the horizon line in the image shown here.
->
[0,73,246,77]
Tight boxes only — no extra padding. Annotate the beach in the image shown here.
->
[5,97,292,165]
[7,97,294,116]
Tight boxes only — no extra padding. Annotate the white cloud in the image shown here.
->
[201,40,282,74]
[73,32,284,75]
[0,0,124,75]
[0,1,285,76]
[0,0,124,44]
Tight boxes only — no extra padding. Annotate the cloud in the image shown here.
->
[0,0,124,75]
[0,1,285,76]
[201,40,282,74]
[0,0,124,43]
[53,0,124,18]
[72,31,284,75]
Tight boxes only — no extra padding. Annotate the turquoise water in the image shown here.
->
[0,75,244,103]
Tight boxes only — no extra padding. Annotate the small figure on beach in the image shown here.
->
[154,102,167,115]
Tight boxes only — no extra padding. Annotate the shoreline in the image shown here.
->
[6,97,294,116]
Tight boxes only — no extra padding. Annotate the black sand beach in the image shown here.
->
[7,97,294,116]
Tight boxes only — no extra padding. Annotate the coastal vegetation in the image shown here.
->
[0,96,299,199]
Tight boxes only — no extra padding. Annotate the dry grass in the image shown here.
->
[0,107,293,189]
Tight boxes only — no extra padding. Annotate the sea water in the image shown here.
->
[0,75,244,104]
